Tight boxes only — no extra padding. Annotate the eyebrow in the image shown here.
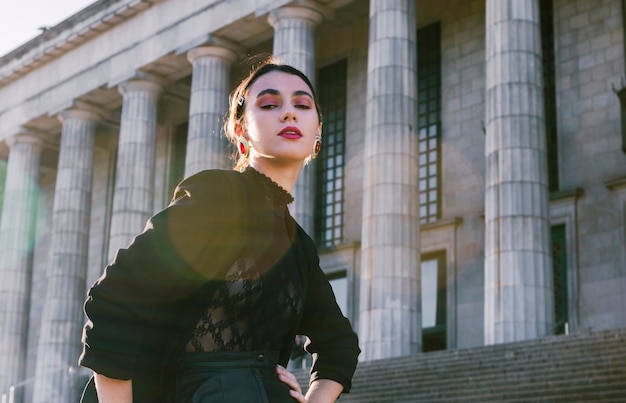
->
[256,88,313,99]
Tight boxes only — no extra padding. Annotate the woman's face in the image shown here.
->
[239,70,322,167]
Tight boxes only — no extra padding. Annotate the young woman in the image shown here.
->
[79,56,360,402]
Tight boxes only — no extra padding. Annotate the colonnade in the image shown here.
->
[0,4,324,401]
[0,0,555,401]
[356,0,553,360]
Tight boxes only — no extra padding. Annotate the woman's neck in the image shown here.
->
[249,160,302,195]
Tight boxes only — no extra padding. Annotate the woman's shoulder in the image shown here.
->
[176,169,244,189]
[172,169,247,202]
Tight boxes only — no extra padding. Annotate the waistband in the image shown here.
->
[179,350,280,370]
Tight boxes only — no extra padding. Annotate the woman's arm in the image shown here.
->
[305,379,343,402]
[94,373,132,403]
[296,237,361,394]
[277,366,343,402]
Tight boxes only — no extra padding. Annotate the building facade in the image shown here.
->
[0,0,625,401]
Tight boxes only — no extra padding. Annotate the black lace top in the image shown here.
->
[185,168,302,353]
[80,168,360,401]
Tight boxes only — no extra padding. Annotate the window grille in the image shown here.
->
[315,60,347,248]
[417,23,442,223]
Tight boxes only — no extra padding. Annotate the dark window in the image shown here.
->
[421,251,446,352]
[551,224,568,334]
[315,60,347,248]
[327,270,348,317]
[540,0,559,191]
[417,23,442,223]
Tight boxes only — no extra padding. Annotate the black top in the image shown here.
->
[79,168,360,401]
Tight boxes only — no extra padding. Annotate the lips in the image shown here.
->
[278,126,302,139]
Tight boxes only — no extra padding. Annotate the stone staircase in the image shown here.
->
[294,328,626,402]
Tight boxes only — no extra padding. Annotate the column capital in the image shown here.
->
[118,79,163,97]
[58,107,102,124]
[176,34,245,59]
[187,46,238,65]
[6,130,45,149]
[268,5,325,28]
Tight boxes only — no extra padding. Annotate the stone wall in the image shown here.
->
[554,0,626,330]
[440,0,487,349]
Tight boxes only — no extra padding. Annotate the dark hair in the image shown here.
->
[224,55,322,171]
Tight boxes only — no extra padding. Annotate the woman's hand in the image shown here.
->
[277,365,306,402]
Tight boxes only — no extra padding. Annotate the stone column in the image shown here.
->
[268,5,323,234]
[32,108,100,403]
[185,46,237,176]
[0,133,44,395]
[358,0,420,360]
[108,80,162,260]
[484,0,554,344]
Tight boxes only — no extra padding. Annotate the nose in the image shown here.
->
[281,108,297,122]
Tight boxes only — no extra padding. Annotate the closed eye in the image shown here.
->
[293,95,313,110]
[256,90,281,110]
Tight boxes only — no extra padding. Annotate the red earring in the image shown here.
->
[311,135,322,160]
[238,137,250,158]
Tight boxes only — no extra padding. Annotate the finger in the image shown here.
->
[278,371,301,392]
[276,366,302,393]
[289,389,306,402]
[276,365,296,380]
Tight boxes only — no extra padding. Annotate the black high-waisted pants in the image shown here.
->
[175,350,296,403]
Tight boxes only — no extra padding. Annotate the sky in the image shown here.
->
[0,0,96,57]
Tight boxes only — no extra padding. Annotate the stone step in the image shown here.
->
[293,328,626,402]
[347,383,626,403]
[342,367,626,401]
[348,352,625,385]
[345,369,626,395]
[346,363,625,398]
[351,335,625,375]
[348,349,625,384]
[375,369,626,399]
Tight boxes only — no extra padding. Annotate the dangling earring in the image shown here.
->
[238,137,250,159]
[310,135,322,160]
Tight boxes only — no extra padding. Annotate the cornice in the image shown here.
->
[0,0,163,88]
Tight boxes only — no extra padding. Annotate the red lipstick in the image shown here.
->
[278,126,302,139]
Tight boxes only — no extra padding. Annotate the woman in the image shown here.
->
[79,56,361,402]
